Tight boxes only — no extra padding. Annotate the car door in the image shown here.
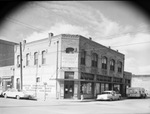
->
[10,89,16,97]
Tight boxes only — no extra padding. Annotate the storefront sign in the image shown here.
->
[62,54,78,67]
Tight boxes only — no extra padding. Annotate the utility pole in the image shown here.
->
[20,42,23,90]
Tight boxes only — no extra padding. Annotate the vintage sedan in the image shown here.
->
[97,90,121,101]
[2,88,36,100]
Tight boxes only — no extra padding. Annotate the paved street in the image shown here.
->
[0,97,150,114]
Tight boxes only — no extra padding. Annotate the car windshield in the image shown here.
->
[101,92,111,94]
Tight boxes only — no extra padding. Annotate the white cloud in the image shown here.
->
[98,32,150,74]
[25,1,150,75]
[138,65,150,75]
[25,22,90,42]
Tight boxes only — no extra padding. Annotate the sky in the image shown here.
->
[0,1,150,75]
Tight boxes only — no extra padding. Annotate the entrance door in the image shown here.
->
[64,81,74,99]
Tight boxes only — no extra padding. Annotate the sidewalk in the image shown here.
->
[36,97,130,105]
[36,98,97,104]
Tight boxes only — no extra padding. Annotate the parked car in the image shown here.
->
[97,90,121,101]
[126,87,147,98]
[2,88,36,100]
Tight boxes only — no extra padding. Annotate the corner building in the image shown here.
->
[14,34,128,100]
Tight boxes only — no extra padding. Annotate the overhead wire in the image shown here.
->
[0,2,149,43]
[5,17,42,32]
[0,40,150,62]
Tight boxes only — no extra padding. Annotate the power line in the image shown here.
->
[112,41,150,48]
[5,17,42,32]
[34,2,150,39]
[0,40,150,62]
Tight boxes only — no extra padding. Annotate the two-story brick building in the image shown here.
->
[14,33,131,100]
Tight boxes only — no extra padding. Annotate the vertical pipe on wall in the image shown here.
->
[20,42,23,90]
[56,41,59,99]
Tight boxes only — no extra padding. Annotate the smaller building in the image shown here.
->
[132,75,150,96]
[123,71,132,96]
[0,39,17,92]
[0,66,15,91]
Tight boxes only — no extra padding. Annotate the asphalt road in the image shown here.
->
[0,97,150,114]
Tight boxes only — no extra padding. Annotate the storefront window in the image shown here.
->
[96,83,100,94]
[105,84,109,91]
[65,72,74,79]
[81,82,93,94]
[101,83,104,93]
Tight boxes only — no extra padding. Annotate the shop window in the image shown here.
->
[81,73,94,80]
[81,50,86,65]
[102,56,107,69]
[42,51,46,64]
[96,83,100,94]
[65,72,74,79]
[105,84,109,91]
[91,53,98,67]
[34,52,38,65]
[101,83,105,93]
[110,59,115,71]
[81,82,93,94]
[26,53,30,66]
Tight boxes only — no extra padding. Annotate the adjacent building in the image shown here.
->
[0,39,17,92]
[132,75,150,96]
[14,33,131,100]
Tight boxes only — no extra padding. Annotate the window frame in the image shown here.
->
[81,50,86,65]
[17,55,20,67]
[118,61,122,73]
[110,59,115,71]
[34,52,38,65]
[91,53,98,67]
[26,53,30,66]
[102,56,107,69]
[42,50,46,65]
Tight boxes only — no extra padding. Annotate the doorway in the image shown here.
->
[64,81,74,99]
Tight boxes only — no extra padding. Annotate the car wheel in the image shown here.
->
[28,96,32,100]
[16,95,20,100]
[110,98,113,101]
[118,96,121,100]
[4,94,7,98]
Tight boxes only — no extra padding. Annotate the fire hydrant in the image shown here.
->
[81,94,84,101]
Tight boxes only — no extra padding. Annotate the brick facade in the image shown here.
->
[14,34,131,100]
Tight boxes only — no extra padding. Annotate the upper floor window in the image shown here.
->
[42,51,46,64]
[34,52,38,65]
[118,61,122,73]
[91,53,98,67]
[66,47,75,53]
[81,50,86,65]
[102,56,107,69]
[26,53,30,66]
[110,59,115,71]
[17,55,20,67]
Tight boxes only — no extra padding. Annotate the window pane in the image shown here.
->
[65,72,74,79]
[42,51,46,64]
[34,52,38,65]
[81,82,93,94]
